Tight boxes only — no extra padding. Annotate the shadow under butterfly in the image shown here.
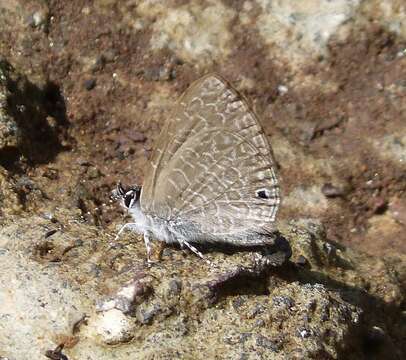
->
[113,74,290,265]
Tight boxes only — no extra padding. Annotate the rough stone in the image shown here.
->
[0,1,405,359]
[0,60,22,150]
[136,1,236,64]
[255,0,361,66]
[0,215,404,359]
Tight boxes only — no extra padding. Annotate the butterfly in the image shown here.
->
[113,74,280,264]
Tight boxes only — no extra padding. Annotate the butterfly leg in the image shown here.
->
[180,238,211,265]
[114,222,137,242]
[144,231,157,264]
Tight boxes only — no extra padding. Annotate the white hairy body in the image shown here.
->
[117,200,212,262]
[115,196,276,264]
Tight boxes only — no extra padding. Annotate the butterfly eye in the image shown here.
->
[124,192,135,208]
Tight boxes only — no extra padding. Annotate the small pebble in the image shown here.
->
[84,78,96,91]
[246,304,265,319]
[272,295,295,308]
[42,167,59,180]
[90,55,105,72]
[45,344,67,360]
[45,229,58,238]
[91,309,135,345]
[364,326,386,353]
[33,11,47,27]
[27,10,48,28]
[167,279,182,296]
[323,242,337,257]
[136,304,160,325]
[388,198,406,224]
[296,255,309,267]
[297,327,312,338]
[143,66,174,81]
[254,319,265,327]
[277,84,288,95]
[255,335,279,351]
[126,131,147,143]
[321,183,345,198]
[372,197,387,214]
[232,296,246,310]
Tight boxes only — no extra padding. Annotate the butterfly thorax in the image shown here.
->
[127,203,179,244]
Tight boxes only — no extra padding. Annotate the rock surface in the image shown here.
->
[0,215,405,359]
[0,1,405,359]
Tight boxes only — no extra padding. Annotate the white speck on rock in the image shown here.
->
[89,309,135,345]
[277,84,289,95]
[96,299,117,312]
[117,282,139,300]
[32,10,48,27]
[96,279,149,314]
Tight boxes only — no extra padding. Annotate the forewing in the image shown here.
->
[141,74,280,234]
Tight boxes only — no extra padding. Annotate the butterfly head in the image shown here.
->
[113,182,141,209]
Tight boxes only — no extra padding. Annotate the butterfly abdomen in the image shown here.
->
[137,210,277,247]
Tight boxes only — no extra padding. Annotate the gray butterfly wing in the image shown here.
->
[141,74,280,236]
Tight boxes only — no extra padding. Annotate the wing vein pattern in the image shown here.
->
[141,74,280,236]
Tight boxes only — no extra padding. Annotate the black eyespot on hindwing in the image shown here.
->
[256,188,272,199]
